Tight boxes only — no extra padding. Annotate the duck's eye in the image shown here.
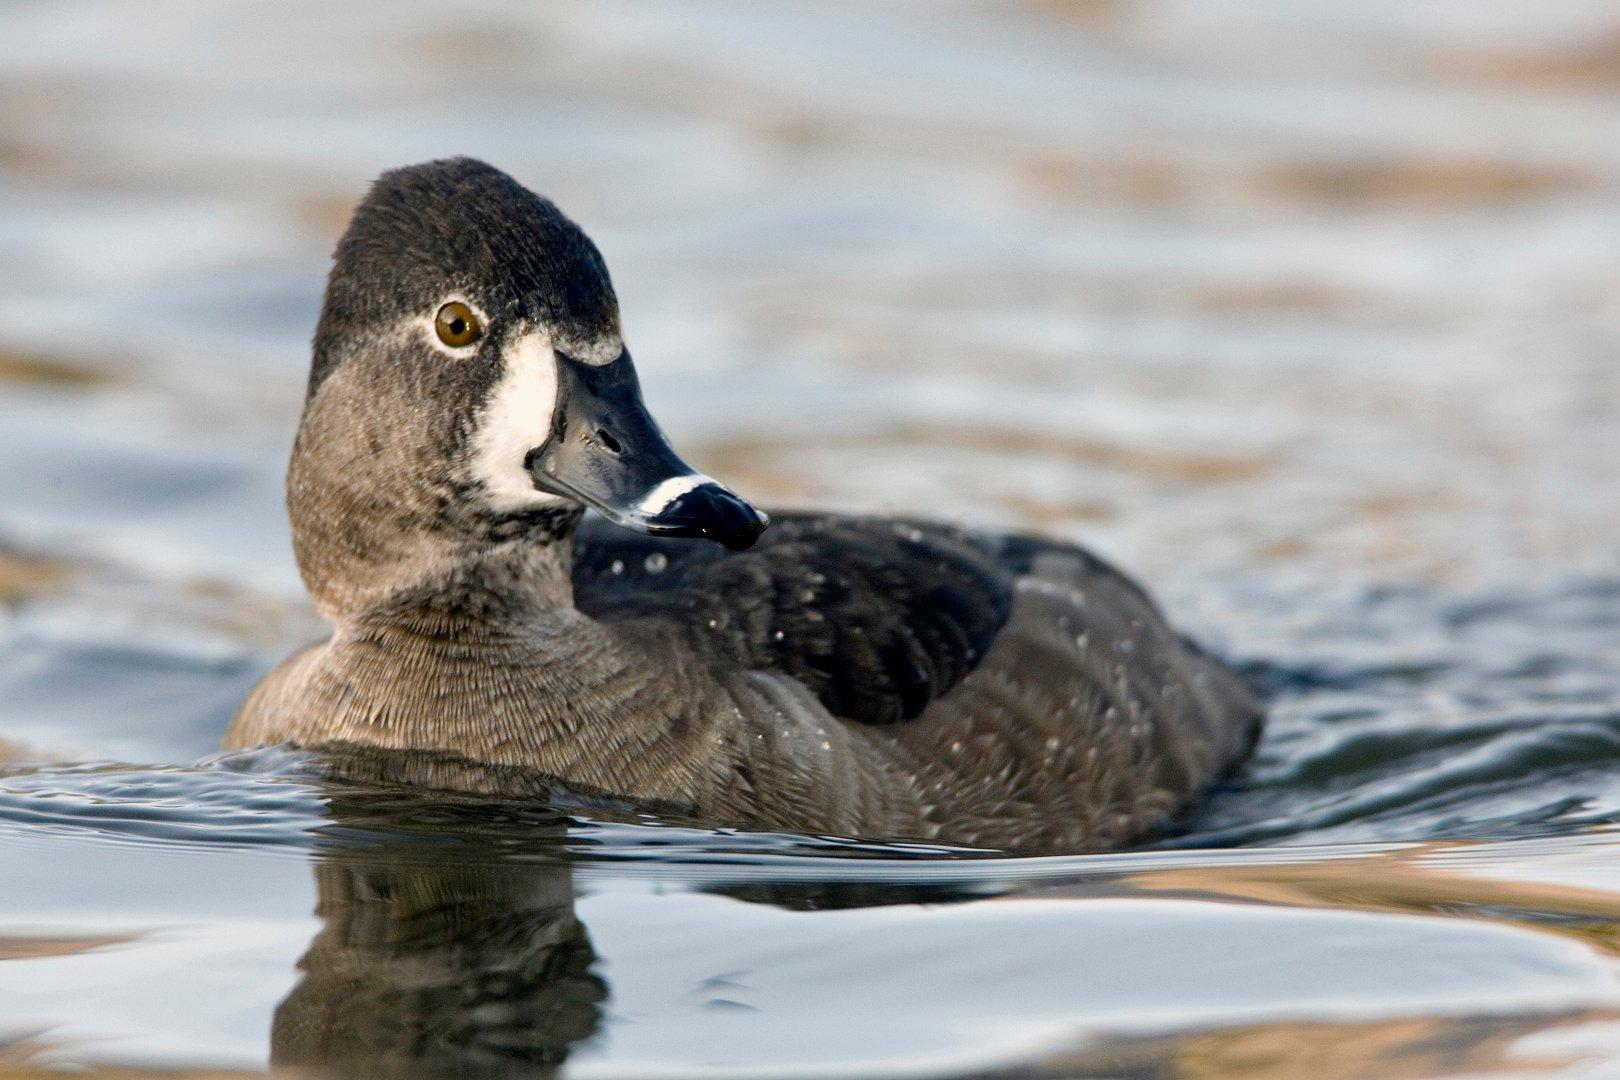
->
[434,301,482,348]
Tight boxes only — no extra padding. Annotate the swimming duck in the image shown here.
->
[227,158,1261,853]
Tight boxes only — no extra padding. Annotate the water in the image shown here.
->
[2,1,1620,1076]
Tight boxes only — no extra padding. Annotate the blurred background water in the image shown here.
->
[2,1,1620,1077]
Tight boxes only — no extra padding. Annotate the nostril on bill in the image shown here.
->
[595,428,623,455]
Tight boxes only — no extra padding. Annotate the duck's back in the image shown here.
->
[573,513,1261,851]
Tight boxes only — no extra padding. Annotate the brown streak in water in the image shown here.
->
[292,193,363,241]
[888,422,1275,483]
[1440,32,1620,91]
[1108,848,1620,962]
[0,548,73,605]
[1019,0,1124,29]
[0,933,136,962]
[760,270,1390,322]
[0,1033,267,1077]
[1000,492,1117,528]
[1183,279,1384,314]
[0,351,112,389]
[1259,157,1595,208]
[0,1062,272,1080]
[697,426,1274,485]
[1041,1009,1617,1079]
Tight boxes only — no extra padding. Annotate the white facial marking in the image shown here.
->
[556,332,624,366]
[635,473,714,517]
[470,330,565,511]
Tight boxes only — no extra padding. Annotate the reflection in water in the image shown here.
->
[272,794,604,1079]
[268,771,990,1078]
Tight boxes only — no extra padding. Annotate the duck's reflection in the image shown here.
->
[270,791,605,1078]
[269,770,996,1078]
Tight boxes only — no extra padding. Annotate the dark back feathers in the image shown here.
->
[572,514,1014,725]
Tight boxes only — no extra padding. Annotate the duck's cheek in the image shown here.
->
[467,331,568,512]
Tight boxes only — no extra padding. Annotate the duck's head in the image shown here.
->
[290,158,766,614]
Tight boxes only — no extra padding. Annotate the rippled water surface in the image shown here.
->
[3,1,1620,1076]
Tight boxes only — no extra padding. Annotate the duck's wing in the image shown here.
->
[575,511,1263,848]
[571,513,1014,725]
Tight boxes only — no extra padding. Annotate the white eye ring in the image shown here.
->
[425,296,490,355]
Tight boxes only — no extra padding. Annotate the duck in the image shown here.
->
[226,157,1262,853]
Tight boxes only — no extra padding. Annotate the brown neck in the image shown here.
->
[346,537,580,635]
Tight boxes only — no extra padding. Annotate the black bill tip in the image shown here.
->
[648,481,769,550]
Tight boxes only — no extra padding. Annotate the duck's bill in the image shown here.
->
[526,351,768,551]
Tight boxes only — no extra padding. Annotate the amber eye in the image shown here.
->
[434,301,482,348]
